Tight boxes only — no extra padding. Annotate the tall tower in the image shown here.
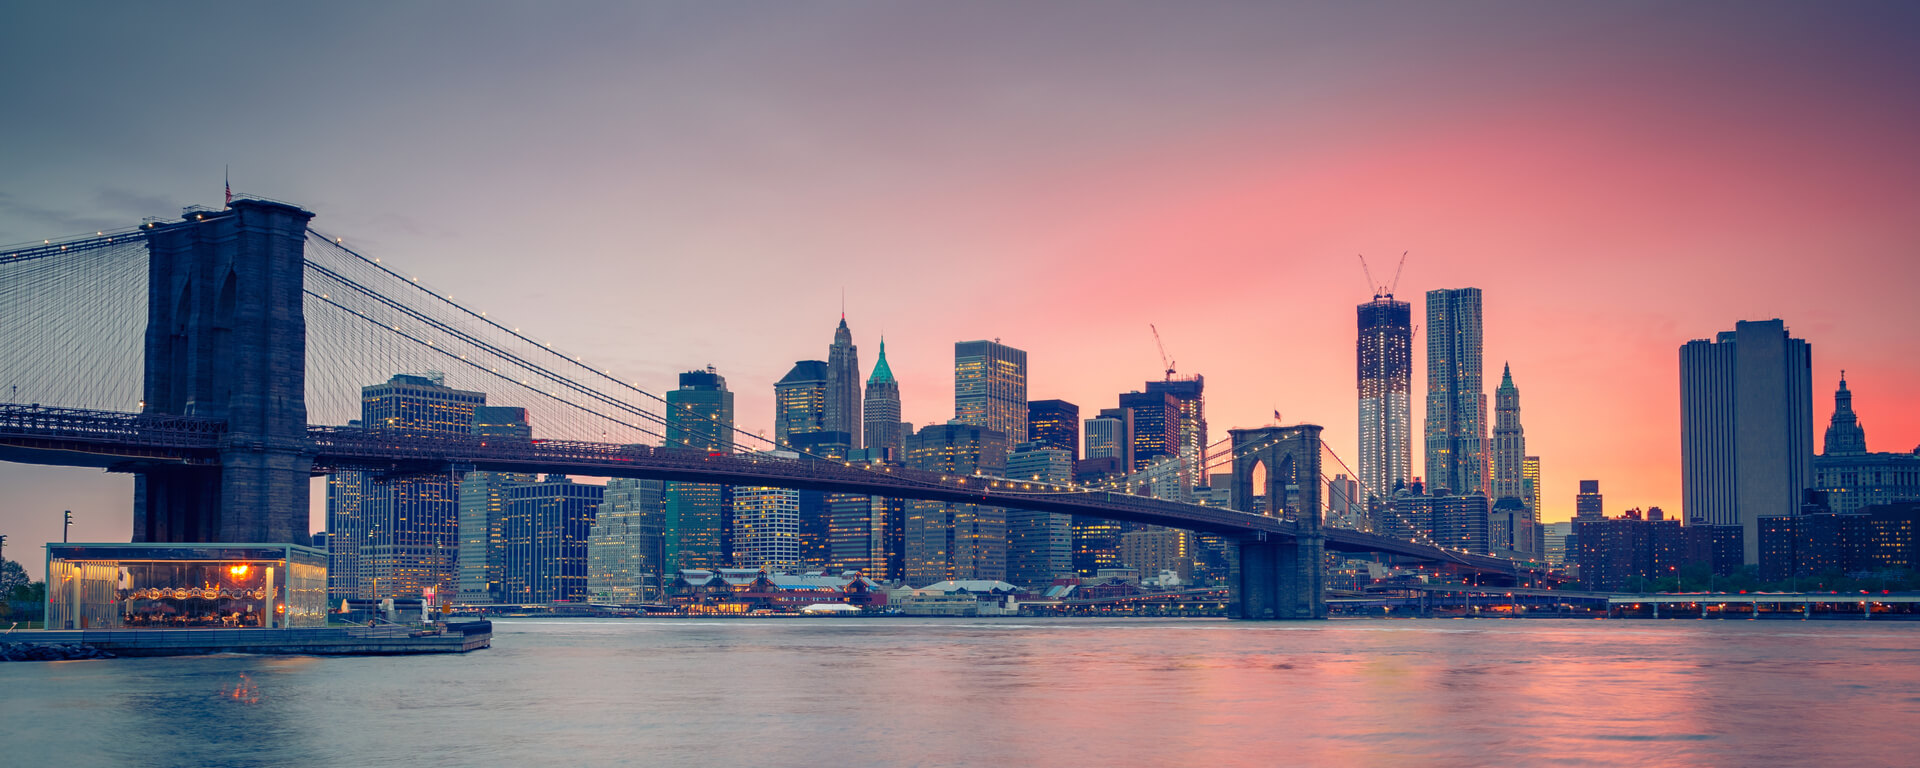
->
[1523,456,1542,518]
[826,317,862,450]
[1823,372,1867,455]
[1491,364,1527,506]
[1357,297,1413,503]
[341,373,484,600]
[1424,288,1487,497]
[774,360,829,447]
[1576,480,1603,519]
[1680,319,1813,564]
[1026,399,1081,458]
[954,339,1028,445]
[862,338,904,459]
[665,367,734,571]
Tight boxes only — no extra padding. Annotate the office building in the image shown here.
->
[1026,399,1080,458]
[774,360,829,448]
[1523,456,1542,519]
[1544,521,1572,566]
[732,482,803,570]
[827,490,904,581]
[903,423,1008,585]
[589,477,665,604]
[1680,319,1814,563]
[863,338,906,460]
[1119,389,1180,474]
[1357,296,1413,504]
[1085,408,1134,469]
[1005,441,1073,588]
[665,368,734,571]
[1813,374,1920,513]
[1146,376,1206,485]
[497,475,601,604]
[1576,480,1603,519]
[457,406,534,604]
[1491,366,1528,507]
[1424,287,1487,497]
[826,317,862,450]
[330,373,483,601]
[954,339,1028,444]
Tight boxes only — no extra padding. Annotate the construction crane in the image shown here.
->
[1358,251,1410,299]
[1150,324,1175,380]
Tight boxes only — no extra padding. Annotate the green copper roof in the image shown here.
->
[1499,362,1514,389]
[868,337,895,384]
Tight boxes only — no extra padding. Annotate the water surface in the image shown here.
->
[4,618,1916,766]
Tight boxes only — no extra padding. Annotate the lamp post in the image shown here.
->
[63,510,72,543]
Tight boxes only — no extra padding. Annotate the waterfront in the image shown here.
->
[4,619,1918,767]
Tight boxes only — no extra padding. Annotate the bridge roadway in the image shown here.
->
[0,403,1539,575]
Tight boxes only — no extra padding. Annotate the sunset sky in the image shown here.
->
[3,2,1917,559]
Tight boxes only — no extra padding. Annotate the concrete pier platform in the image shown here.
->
[5,620,490,657]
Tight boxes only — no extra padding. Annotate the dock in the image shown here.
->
[3,620,491,657]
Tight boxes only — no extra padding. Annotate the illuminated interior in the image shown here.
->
[46,544,328,630]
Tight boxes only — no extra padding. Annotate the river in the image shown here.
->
[3,618,1916,766]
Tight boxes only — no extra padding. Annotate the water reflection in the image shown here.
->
[2,619,1916,767]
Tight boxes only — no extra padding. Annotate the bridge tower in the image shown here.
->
[133,200,315,545]
[1227,425,1325,619]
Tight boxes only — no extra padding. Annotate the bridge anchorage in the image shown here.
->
[0,197,1549,620]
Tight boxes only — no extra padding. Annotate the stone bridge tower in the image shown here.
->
[134,200,315,545]
[1227,424,1325,619]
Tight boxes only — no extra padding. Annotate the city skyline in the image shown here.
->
[4,3,1920,553]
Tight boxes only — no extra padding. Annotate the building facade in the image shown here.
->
[1424,288,1488,497]
[1026,399,1080,458]
[1005,441,1073,588]
[774,360,829,448]
[1680,319,1814,563]
[954,339,1028,444]
[500,475,601,604]
[1357,297,1413,504]
[330,373,483,602]
[1146,376,1206,487]
[862,338,905,460]
[589,477,665,604]
[1812,374,1920,513]
[903,423,1008,585]
[826,317,862,451]
[665,368,734,571]
[732,483,803,570]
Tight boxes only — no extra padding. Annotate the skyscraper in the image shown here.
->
[774,360,829,448]
[665,367,734,571]
[333,373,483,601]
[1357,296,1413,503]
[1424,288,1487,497]
[589,477,665,603]
[457,406,534,604]
[1491,364,1528,509]
[500,475,601,604]
[1680,319,1814,564]
[826,317,862,450]
[732,482,802,570]
[1085,408,1134,469]
[862,338,905,460]
[1119,389,1179,473]
[1005,440,1073,587]
[1523,456,1542,519]
[1576,480,1603,519]
[1026,399,1080,458]
[955,339,1028,445]
[1146,376,1206,484]
[903,423,1008,584]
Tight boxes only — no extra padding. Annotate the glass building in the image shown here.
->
[774,360,829,448]
[1026,399,1080,458]
[47,543,327,629]
[954,339,1028,444]
[665,367,734,571]
[1424,288,1487,497]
